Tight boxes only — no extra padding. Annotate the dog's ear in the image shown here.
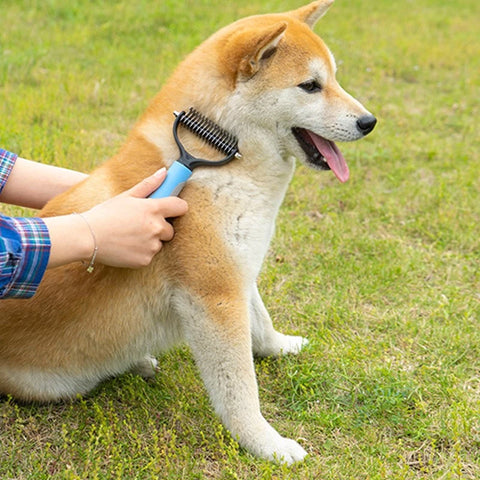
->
[237,22,287,79]
[288,0,334,28]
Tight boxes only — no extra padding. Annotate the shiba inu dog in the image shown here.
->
[0,0,376,463]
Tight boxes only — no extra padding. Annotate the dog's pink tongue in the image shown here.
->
[307,131,349,182]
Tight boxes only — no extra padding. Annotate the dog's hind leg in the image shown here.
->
[180,291,307,463]
[249,284,308,357]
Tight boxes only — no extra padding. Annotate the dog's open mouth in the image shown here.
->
[292,128,349,183]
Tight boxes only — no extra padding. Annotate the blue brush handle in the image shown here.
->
[149,162,192,198]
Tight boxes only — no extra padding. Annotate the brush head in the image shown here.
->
[175,108,240,159]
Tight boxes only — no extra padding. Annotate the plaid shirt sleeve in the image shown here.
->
[0,148,17,193]
[1,149,51,299]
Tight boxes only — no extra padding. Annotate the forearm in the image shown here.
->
[42,214,93,269]
[0,157,88,209]
[0,213,93,299]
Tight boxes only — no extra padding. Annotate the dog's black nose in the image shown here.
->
[356,114,377,135]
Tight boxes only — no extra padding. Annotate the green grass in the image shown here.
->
[1,0,480,478]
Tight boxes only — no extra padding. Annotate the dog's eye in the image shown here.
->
[298,80,322,93]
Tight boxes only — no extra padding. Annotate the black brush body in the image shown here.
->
[149,108,241,198]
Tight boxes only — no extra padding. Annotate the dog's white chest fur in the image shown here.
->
[194,157,294,279]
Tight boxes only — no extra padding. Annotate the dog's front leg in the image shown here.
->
[180,292,307,464]
[250,284,308,357]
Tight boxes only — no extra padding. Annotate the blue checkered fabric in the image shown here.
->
[1,149,51,299]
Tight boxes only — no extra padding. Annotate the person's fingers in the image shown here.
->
[158,220,175,242]
[152,197,189,219]
[126,168,167,198]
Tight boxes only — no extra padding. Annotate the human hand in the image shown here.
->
[81,168,188,268]
[44,168,188,270]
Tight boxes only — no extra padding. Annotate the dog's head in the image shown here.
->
[214,0,376,182]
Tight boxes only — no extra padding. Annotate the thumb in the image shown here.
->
[126,168,167,198]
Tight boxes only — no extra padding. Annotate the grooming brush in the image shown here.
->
[149,108,241,198]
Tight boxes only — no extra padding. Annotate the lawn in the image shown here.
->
[1,0,479,478]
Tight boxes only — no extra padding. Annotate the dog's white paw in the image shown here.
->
[277,334,309,355]
[243,423,307,464]
[254,333,308,358]
[131,355,159,379]
[261,434,308,464]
